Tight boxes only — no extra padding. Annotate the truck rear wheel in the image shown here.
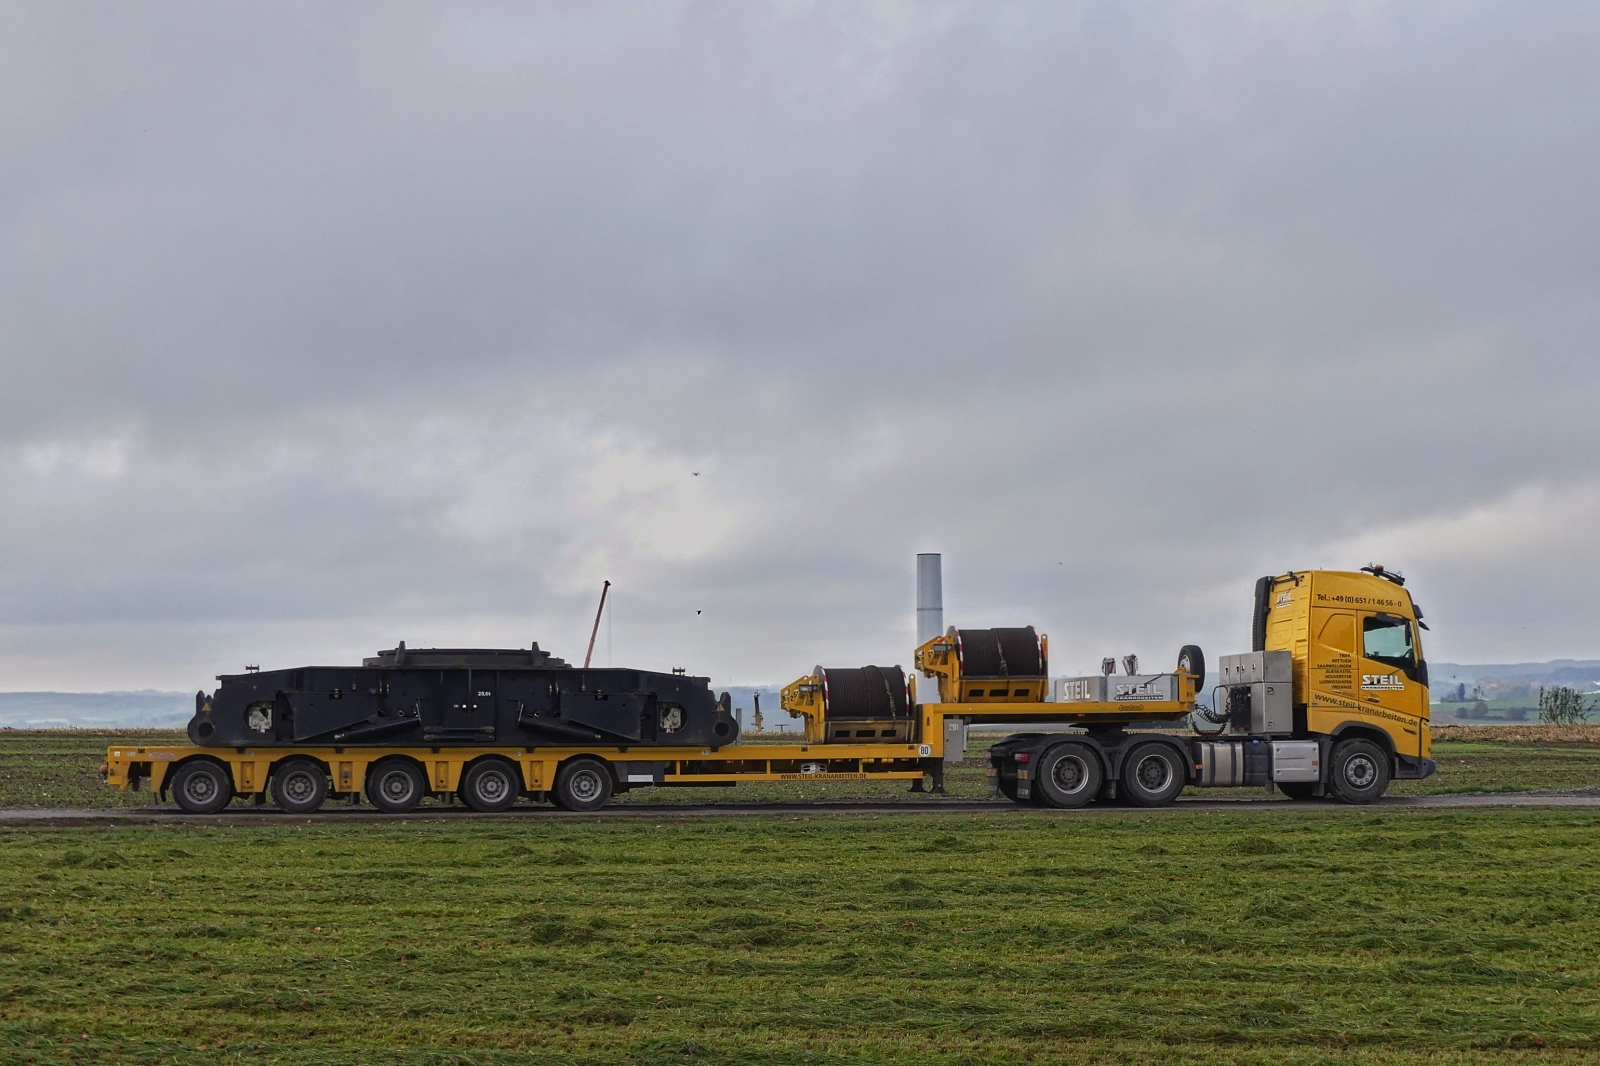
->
[272,758,327,814]
[553,758,613,812]
[1121,744,1186,807]
[461,758,522,813]
[1328,739,1390,804]
[1036,743,1102,808]
[367,758,426,814]
[171,759,234,814]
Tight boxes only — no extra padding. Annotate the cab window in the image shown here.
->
[1362,614,1414,666]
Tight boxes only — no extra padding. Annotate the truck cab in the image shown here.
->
[1255,567,1433,772]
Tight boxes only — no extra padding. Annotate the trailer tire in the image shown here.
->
[553,758,613,812]
[272,758,328,814]
[461,758,522,813]
[367,758,426,814]
[1328,739,1389,804]
[1036,743,1102,808]
[1121,744,1186,807]
[171,759,234,814]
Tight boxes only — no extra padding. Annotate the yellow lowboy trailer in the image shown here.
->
[100,739,938,813]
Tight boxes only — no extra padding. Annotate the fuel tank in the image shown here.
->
[187,643,740,749]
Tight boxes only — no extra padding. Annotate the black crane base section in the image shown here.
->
[188,645,741,750]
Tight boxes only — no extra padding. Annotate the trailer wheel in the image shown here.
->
[1121,744,1186,807]
[461,758,522,813]
[1328,739,1390,804]
[554,758,613,812]
[1036,743,1102,809]
[367,758,426,814]
[272,758,328,814]
[171,759,234,814]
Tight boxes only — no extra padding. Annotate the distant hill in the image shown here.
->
[0,691,193,729]
[1429,660,1600,684]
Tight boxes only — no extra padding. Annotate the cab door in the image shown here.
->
[1307,609,1359,717]
[1358,612,1425,756]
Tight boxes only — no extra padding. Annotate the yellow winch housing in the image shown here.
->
[913,626,1050,703]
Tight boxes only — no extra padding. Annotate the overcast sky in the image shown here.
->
[3,1,1599,691]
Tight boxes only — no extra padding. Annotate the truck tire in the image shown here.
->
[1036,743,1102,809]
[367,758,426,814]
[171,759,234,814]
[1121,744,1186,807]
[460,758,522,813]
[1176,645,1206,687]
[272,758,328,814]
[553,758,613,812]
[1328,738,1390,804]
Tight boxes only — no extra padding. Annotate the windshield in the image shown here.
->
[1362,615,1414,666]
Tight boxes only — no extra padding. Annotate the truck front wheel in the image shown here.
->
[1328,739,1390,804]
[171,759,234,814]
[1121,744,1186,807]
[1036,743,1102,809]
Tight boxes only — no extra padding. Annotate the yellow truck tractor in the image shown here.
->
[981,565,1435,805]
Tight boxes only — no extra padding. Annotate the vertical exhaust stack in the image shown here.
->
[916,553,943,645]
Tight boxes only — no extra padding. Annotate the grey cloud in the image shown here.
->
[3,1,1600,689]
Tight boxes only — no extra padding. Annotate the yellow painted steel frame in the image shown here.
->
[778,674,828,742]
[101,739,938,800]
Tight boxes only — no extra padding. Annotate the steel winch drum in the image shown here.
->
[816,665,913,720]
[953,627,1046,678]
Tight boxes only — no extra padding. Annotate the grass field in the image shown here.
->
[3,726,1598,811]
[2,809,1598,1064]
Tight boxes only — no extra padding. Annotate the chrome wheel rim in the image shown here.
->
[1344,754,1377,789]
[1052,755,1089,794]
[570,770,602,802]
[476,770,511,803]
[1134,753,1172,793]
[282,770,317,804]
[183,773,216,804]
[379,770,415,804]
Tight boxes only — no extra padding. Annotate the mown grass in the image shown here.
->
[1,809,1598,1064]
[4,728,1598,811]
